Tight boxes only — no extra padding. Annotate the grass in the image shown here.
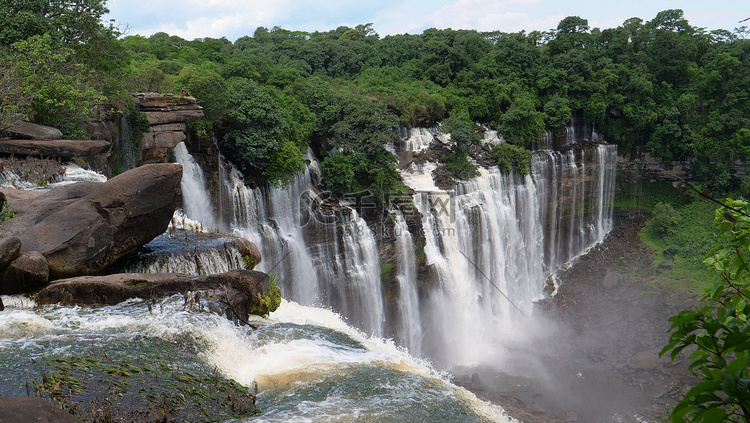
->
[614,172,719,296]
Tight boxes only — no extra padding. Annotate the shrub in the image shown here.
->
[651,201,681,235]
[491,143,533,176]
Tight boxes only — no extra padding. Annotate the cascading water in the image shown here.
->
[398,143,617,364]
[401,127,438,152]
[0,296,515,422]
[174,142,217,230]
[393,211,421,353]
[218,160,385,336]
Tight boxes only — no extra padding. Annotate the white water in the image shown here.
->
[393,211,422,354]
[0,161,107,189]
[398,144,617,364]
[0,295,515,422]
[219,161,385,336]
[402,127,438,152]
[174,142,218,230]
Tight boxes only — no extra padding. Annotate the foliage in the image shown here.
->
[440,107,478,179]
[661,199,750,422]
[251,273,282,316]
[0,198,17,222]
[651,201,681,235]
[266,141,305,186]
[11,33,105,133]
[491,143,533,176]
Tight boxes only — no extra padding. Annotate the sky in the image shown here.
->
[105,0,748,41]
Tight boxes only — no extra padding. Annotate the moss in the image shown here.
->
[250,273,281,316]
[16,340,260,422]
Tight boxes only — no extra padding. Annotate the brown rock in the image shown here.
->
[0,163,182,280]
[0,139,110,159]
[230,238,262,269]
[2,120,62,140]
[0,397,83,422]
[0,236,21,269]
[0,251,49,294]
[35,270,271,322]
[143,110,205,125]
[140,131,186,149]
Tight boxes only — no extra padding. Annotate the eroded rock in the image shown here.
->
[35,270,272,322]
[0,163,182,280]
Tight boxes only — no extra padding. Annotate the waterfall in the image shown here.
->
[393,211,421,353]
[398,144,617,364]
[218,161,385,336]
[174,142,217,230]
[402,127,438,152]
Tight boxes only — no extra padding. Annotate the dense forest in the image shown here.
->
[1,2,749,199]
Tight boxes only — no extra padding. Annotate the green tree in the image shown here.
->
[11,33,105,134]
[662,199,750,422]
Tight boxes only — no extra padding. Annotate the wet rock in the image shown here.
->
[0,396,83,422]
[230,238,262,269]
[34,270,271,322]
[0,236,21,269]
[0,251,49,295]
[0,163,182,280]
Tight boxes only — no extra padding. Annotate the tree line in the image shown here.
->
[1,2,749,197]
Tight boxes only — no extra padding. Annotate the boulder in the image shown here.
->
[0,251,49,294]
[34,270,271,322]
[0,139,110,159]
[0,236,21,269]
[230,238,262,269]
[0,163,182,280]
[0,296,4,311]
[2,120,63,140]
[0,397,83,422]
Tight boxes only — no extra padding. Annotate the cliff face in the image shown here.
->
[134,93,204,166]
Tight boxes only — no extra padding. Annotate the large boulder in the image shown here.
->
[35,270,271,321]
[0,163,182,280]
[2,120,63,140]
[0,251,49,294]
[0,397,83,422]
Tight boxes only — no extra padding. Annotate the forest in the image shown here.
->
[1,2,749,200]
[2,1,750,421]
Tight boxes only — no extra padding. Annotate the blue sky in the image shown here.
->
[105,0,748,41]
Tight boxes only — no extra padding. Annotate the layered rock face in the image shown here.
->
[135,93,204,165]
[0,163,183,281]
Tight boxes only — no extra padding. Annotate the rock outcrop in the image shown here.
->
[35,270,271,322]
[135,93,204,165]
[0,163,182,280]
[2,119,63,140]
[0,139,110,159]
